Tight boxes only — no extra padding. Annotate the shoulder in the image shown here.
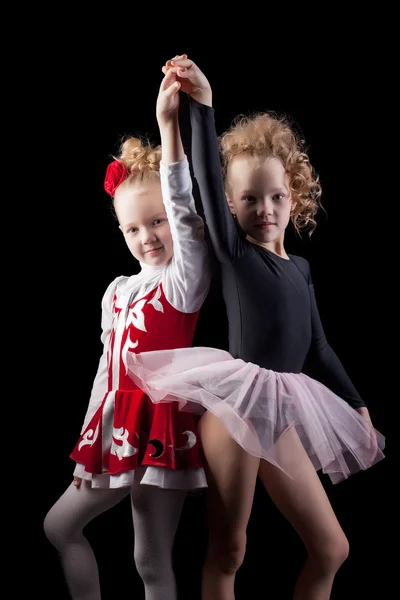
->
[289,254,310,268]
[289,254,311,279]
[102,275,129,303]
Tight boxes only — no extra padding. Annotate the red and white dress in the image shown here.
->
[71,157,210,489]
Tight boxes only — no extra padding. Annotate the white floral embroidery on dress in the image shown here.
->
[127,298,148,332]
[78,424,99,451]
[148,285,164,313]
[122,331,139,375]
[111,428,138,460]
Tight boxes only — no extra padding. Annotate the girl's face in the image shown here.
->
[226,156,293,251]
[114,181,173,266]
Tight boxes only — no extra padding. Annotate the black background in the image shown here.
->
[29,25,396,600]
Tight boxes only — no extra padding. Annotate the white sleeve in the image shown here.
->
[161,156,211,313]
[79,277,122,433]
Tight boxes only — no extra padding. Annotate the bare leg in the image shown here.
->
[43,481,129,599]
[199,412,260,600]
[130,482,187,600]
[258,428,349,600]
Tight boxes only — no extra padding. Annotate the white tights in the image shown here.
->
[44,480,187,600]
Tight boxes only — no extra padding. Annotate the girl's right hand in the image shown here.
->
[162,55,212,107]
[156,67,182,128]
[73,476,82,487]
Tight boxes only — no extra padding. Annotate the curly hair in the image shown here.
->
[220,113,322,235]
[116,136,162,187]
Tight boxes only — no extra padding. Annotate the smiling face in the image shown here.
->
[114,180,173,266]
[226,155,293,251]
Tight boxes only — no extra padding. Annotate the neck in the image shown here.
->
[246,235,289,259]
[139,262,165,273]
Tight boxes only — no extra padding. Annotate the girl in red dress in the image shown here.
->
[44,68,210,600]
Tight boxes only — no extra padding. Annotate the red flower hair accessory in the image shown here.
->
[104,160,130,197]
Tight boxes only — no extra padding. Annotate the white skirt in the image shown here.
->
[126,347,385,484]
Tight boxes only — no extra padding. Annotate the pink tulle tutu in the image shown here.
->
[126,347,385,484]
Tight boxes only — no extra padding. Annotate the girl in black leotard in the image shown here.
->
[126,55,385,600]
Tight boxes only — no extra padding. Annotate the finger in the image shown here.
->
[159,68,176,91]
[73,477,81,487]
[164,66,191,79]
[164,66,180,73]
[169,53,187,61]
[165,57,192,69]
[161,64,176,75]
[164,54,186,69]
[169,58,194,69]
[176,67,190,78]
[163,80,181,98]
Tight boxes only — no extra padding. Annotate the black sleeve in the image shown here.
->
[189,97,244,262]
[302,262,366,409]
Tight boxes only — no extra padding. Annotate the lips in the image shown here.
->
[145,247,163,253]
[255,222,275,228]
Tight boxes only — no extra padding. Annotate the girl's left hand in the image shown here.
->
[356,406,379,463]
[355,406,373,425]
[156,68,181,127]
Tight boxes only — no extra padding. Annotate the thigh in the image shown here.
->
[199,411,259,536]
[258,428,346,551]
[44,481,130,537]
[130,482,187,541]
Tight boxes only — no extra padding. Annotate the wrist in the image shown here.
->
[192,90,212,107]
[157,114,179,131]
[159,119,180,142]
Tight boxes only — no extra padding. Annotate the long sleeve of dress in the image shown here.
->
[161,156,211,313]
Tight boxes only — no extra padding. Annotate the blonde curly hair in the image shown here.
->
[116,136,162,188]
[220,113,322,235]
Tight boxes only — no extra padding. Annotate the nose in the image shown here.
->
[257,197,273,218]
[141,228,157,245]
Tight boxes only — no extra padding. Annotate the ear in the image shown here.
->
[225,194,236,216]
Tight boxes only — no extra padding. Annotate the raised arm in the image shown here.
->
[156,67,210,313]
[163,56,243,262]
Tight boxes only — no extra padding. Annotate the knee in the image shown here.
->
[207,532,247,575]
[43,508,60,547]
[134,549,171,586]
[43,506,72,550]
[310,533,349,574]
